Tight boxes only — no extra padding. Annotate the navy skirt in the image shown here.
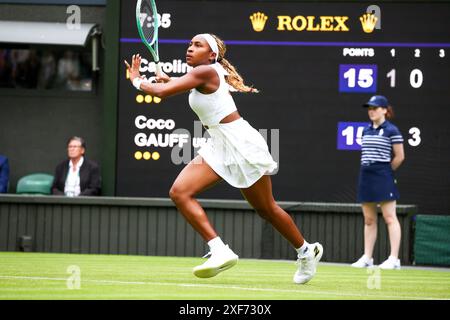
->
[357,162,400,203]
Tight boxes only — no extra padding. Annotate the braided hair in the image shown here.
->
[210,34,259,93]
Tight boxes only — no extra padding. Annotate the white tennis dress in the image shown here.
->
[188,63,278,188]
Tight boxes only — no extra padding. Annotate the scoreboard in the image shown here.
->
[117,1,450,215]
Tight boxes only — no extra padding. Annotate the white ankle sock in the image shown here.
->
[363,254,372,261]
[208,237,226,251]
[296,240,309,256]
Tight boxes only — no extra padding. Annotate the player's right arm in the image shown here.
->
[125,54,218,98]
[140,67,209,98]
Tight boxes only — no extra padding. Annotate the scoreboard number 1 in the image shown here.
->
[386,69,396,87]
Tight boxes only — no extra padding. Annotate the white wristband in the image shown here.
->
[132,77,143,91]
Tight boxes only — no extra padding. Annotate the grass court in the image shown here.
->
[0,252,449,300]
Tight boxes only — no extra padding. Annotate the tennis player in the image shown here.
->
[125,33,323,283]
[352,95,405,270]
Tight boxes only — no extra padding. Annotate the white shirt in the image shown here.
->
[64,157,84,197]
[188,63,237,126]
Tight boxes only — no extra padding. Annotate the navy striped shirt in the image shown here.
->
[361,121,404,165]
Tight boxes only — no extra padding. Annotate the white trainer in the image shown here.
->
[193,245,238,278]
[293,242,323,284]
[379,256,401,270]
[351,255,374,268]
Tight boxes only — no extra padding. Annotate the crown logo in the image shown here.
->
[250,12,268,32]
[360,13,378,33]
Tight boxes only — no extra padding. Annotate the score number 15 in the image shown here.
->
[337,122,422,150]
[339,65,377,93]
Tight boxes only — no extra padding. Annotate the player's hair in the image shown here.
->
[211,34,258,93]
[386,106,395,120]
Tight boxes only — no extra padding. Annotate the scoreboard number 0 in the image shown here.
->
[410,69,423,88]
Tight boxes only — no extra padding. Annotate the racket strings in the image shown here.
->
[139,2,157,44]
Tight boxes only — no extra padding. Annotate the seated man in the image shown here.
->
[0,155,10,193]
[51,136,101,196]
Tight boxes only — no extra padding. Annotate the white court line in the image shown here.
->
[0,275,448,300]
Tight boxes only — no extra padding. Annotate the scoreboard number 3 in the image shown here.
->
[408,127,421,147]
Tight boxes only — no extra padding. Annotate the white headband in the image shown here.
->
[197,33,219,62]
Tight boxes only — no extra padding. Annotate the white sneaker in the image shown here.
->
[193,245,238,278]
[379,256,401,270]
[293,242,323,284]
[351,255,374,268]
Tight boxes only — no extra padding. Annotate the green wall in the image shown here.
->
[0,3,119,195]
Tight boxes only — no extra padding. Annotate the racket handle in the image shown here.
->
[155,63,162,76]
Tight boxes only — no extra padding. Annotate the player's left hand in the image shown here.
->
[124,54,142,82]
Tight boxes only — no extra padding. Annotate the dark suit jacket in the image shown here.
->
[0,155,9,193]
[51,158,101,196]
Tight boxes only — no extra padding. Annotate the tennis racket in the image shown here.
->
[136,0,162,76]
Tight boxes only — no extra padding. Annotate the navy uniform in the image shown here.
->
[357,96,404,203]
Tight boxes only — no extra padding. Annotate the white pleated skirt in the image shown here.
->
[198,118,278,188]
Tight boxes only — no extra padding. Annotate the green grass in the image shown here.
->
[0,252,449,300]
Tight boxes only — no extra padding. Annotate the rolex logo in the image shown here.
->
[360,13,378,33]
[250,12,268,32]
